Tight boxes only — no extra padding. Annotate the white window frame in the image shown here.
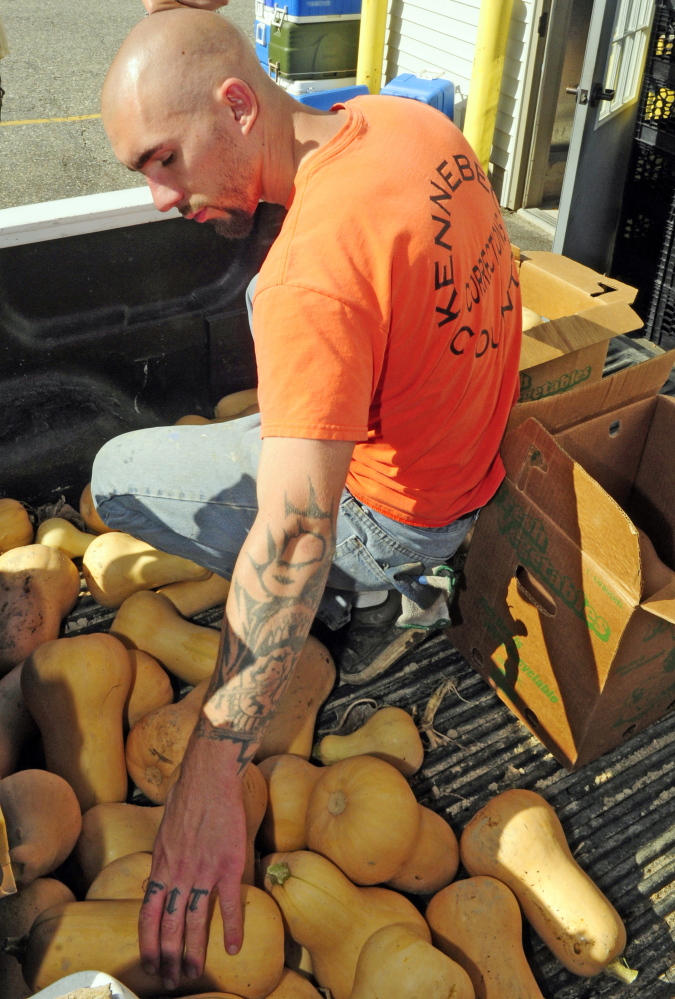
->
[597,0,655,125]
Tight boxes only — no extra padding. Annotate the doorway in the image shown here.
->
[522,0,596,229]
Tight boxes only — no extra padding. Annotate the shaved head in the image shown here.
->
[103,10,267,124]
[102,10,280,236]
[101,7,342,231]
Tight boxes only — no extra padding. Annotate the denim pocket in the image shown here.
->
[327,534,392,591]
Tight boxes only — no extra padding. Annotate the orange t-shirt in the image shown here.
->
[253,95,522,527]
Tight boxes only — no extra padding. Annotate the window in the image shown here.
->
[598,0,655,123]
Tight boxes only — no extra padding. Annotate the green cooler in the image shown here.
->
[268,19,360,82]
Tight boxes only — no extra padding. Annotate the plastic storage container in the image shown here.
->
[380,73,454,120]
[256,0,361,19]
[268,18,360,81]
[296,83,368,107]
[277,75,357,96]
[255,19,271,70]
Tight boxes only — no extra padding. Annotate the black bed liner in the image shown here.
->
[25,327,675,997]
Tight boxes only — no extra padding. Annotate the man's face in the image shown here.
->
[108,103,259,238]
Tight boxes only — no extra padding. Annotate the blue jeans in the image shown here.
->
[91,413,476,629]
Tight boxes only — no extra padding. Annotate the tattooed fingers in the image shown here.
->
[183,885,213,980]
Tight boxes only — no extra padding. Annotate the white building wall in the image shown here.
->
[385,0,539,203]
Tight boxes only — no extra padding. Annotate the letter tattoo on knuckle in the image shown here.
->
[143,879,165,904]
[165,887,182,914]
[189,887,210,911]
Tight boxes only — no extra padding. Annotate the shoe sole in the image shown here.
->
[339,628,430,686]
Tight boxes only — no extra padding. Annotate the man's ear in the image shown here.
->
[218,78,257,133]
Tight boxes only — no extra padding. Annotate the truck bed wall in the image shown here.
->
[0,204,284,508]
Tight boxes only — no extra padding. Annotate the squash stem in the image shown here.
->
[266,862,291,886]
[2,933,29,962]
[604,957,639,984]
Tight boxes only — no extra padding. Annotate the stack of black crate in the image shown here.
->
[613,0,675,348]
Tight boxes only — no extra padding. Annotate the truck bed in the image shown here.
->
[5,209,673,999]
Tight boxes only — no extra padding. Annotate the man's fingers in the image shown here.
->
[183,887,213,979]
[158,885,191,990]
[138,876,168,976]
[218,875,244,956]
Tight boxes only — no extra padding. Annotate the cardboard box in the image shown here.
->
[450,351,675,770]
[515,251,642,407]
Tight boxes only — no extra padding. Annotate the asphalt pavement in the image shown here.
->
[0,0,254,210]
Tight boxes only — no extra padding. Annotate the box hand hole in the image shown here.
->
[515,566,556,616]
[524,708,539,729]
[622,723,637,739]
[528,447,548,472]
[609,419,621,437]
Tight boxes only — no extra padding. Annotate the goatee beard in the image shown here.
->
[208,208,255,239]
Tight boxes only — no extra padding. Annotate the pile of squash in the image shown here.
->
[0,467,637,999]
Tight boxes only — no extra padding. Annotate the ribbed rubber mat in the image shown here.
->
[315,632,675,997]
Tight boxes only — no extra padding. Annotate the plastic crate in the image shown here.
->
[380,73,454,120]
[648,278,675,347]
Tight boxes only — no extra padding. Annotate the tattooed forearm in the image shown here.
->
[188,888,209,911]
[199,480,336,768]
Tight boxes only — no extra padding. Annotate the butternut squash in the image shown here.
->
[0,665,37,779]
[255,636,336,762]
[258,755,321,853]
[83,532,211,608]
[22,634,132,812]
[0,770,81,887]
[155,976,322,999]
[267,969,322,998]
[158,573,230,616]
[79,483,114,534]
[175,414,212,425]
[521,306,545,333]
[75,803,164,887]
[126,649,174,730]
[305,756,420,884]
[0,799,16,896]
[264,850,430,999]
[350,923,474,999]
[317,706,424,776]
[386,804,459,895]
[0,878,75,999]
[35,518,94,559]
[0,545,80,675]
[86,851,152,900]
[0,499,33,554]
[284,938,314,982]
[460,789,633,979]
[125,680,209,802]
[214,388,259,419]
[21,888,284,997]
[426,876,544,999]
[241,763,268,885]
[111,590,220,685]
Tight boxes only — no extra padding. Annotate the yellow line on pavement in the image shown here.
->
[0,113,101,126]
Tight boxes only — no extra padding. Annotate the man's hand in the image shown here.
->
[139,734,247,990]
[139,437,354,987]
[141,0,229,13]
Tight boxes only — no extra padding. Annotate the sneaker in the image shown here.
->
[316,590,432,686]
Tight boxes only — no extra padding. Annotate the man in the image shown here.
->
[93,7,521,990]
